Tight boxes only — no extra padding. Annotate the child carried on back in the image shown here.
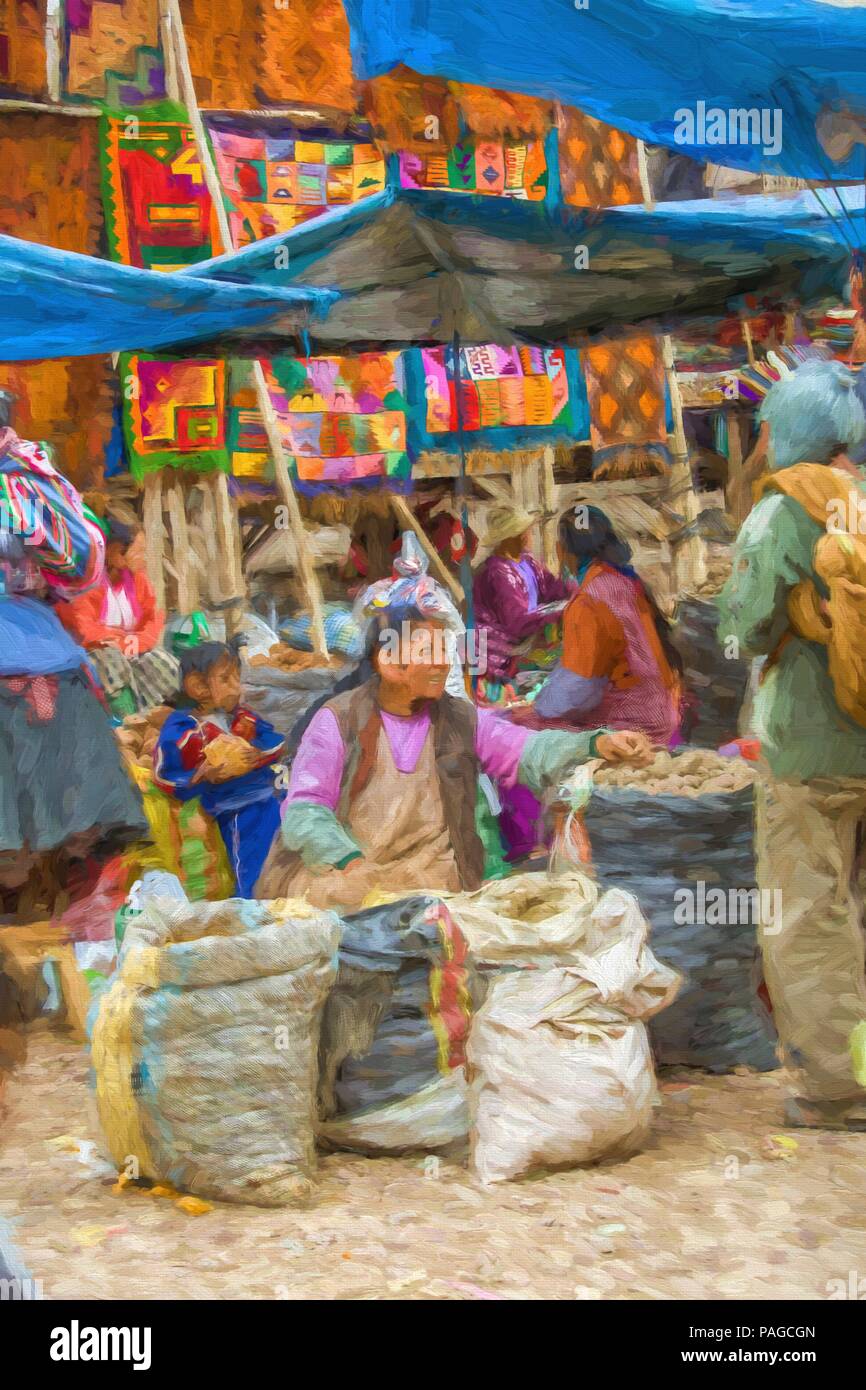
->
[154,640,285,897]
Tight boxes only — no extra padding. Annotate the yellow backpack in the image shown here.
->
[756,464,866,728]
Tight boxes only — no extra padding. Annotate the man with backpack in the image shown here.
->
[718,361,866,1128]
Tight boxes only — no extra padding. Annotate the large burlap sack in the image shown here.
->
[467,889,681,1184]
[91,897,340,1206]
[316,895,479,1154]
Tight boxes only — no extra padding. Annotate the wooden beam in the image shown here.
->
[540,445,559,571]
[165,0,329,659]
[158,0,181,103]
[141,472,166,611]
[390,494,464,605]
[45,0,62,102]
[165,475,199,615]
[661,333,707,592]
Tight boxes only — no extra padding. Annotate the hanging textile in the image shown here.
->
[118,354,229,481]
[0,0,47,96]
[227,367,270,480]
[259,0,355,111]
[0,111,113,489]
[583,336,670,478]
[64,0,159,101]
[100,104,221,272]
[263,352,411,494]
[420,345,573,434]
[558,108,642,209]
[212,128,386,246]
[398,137,547,200]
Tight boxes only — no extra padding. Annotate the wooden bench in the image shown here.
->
[0,922,90,1041]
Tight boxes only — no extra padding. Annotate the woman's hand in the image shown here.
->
[595,730,654,767]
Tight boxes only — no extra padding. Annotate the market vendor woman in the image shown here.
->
[474,502,575,695]
[256,573,652,910]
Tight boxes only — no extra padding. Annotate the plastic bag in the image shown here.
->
[467,889,681,1183]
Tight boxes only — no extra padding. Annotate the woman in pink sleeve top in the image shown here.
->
[256,580,651,910]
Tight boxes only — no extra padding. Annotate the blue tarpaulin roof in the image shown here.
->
[344,0,866,181]
[190,183,861,347]
[0,234,337,361]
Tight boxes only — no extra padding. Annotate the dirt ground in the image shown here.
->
[2,1029,866,1301]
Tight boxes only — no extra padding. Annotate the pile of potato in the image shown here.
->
[247,643,344,673]
[114,705,172,773]
[593,747,756,797]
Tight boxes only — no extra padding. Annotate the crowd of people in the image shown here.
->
[6,358,866,1128]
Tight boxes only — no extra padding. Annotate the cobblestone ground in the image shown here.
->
[2,1031,866,1301]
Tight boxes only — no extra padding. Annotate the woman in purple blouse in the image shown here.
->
[474,503,575,688]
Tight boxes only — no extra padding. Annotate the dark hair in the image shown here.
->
[106,516,142,550]
[0,390,14,431]
[175,637,246,705]
[558,505,633,571]
[287,602,433,754]
[559,505,683,678]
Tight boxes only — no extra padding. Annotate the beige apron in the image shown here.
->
[279,724,461,912]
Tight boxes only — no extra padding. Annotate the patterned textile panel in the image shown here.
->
[399,136,547,200]
[213,128,385,245]
[0,0,46,97]
[0,113,113,490]
[558,106,643,208]
[227,370,269,480]
[180,0,261,110]
[119,354,229,480]
[263,352,411,494]
[65,0,158,99]
[421,345,572,433]
[582,335,670,478]
[101,106,221,270]
[259,0,355,111]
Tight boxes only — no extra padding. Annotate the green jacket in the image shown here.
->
[717,490,866,781]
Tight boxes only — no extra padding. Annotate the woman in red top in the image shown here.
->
[515,506,682,745]
[59,517,179,715]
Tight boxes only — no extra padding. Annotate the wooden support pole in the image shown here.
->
[252,362,329,657]
[165,0,329,658]
[540,445,559,571]
[45,0,62,102]
[142,472,166,611]
[165,474,199,614]
[390,494,465,605]
[157,0,181,103]
[661,333,707,592]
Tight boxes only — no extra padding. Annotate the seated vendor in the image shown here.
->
[59,516,178,716]
[474,503,575,695]
[255,574,653,911]
[519,506,682,745]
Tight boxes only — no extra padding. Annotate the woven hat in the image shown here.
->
[483,503,539,549]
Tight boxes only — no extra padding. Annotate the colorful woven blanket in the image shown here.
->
[263,352,411,493]
[100,103,220,271]
[583,335,671,478]
[119,354,229,480]
[399,136,546,199]
[213,129,385,246]
[421,344,572,433]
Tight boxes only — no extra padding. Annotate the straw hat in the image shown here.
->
[482,502,539,550]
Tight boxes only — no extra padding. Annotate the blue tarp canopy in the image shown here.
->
[344,0,866,180]
[0,234,337,361]
[190,183,861,348]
